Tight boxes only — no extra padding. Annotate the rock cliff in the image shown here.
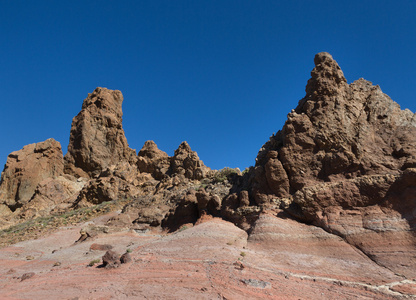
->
[247,52,416,277]
[0,139,64,216]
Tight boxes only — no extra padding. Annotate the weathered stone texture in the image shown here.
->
[64,87,137,177]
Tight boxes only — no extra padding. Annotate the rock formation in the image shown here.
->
[0,138,64,213]
[169,141,211,180]
[137,140,170,180]
[64,87,137,177]
[0,53,415,297]
[248,52,416,277]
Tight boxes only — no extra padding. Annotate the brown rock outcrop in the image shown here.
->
[137,140,170,180]
[0,138,64,213]
[250,52,416,277]
[18,175,87,219]
[255,52,416,195]
[64,87,137,177]
[170,141,210,180]
[74,163,141,208]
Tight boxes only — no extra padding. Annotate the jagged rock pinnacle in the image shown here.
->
[64,87,137,177]
[304,52,347,98]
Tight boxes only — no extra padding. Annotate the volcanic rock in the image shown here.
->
[64,87,137,177]
[20,272,35,281]
[120,252,132,264]
[251,52,416,277]
[90,243,113,251]
[137,140,170,180]
[18,175,87,219]
[170,141,210,180]
[102,250,121,269]
[0,138,64,213]
[73,162,141,208]
[255,52,416,194]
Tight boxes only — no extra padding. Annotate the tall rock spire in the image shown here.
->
[64,87,137,177]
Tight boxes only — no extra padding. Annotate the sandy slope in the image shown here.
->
[0,213,414,299]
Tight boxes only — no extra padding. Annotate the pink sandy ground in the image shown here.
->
[0,213,414,299]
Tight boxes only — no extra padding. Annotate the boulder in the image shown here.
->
[102,250,121,269]
[120,252,132,264]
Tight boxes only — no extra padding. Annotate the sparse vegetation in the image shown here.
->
[213,167,239,183]
[126,248,132,253]
[88,259,101,267]
[196,183,207,191]
[240,251,246,257]
[242,167,250,175]
[0,198,133,247]
[177,225,189,232]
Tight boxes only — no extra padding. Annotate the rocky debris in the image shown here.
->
[161,192,199,232]
[0,139,64,214]
[126,197,170,227]
[64,87,137,178]
[20,272,35,281]
[102,250,121,269]
[90,244,113,251]
[241,279,271,289]
[73,162,141,208]
[169,141,210,180]
[161,180,233,232]
[75,225,109,243]
[137,140,170,180]
[120,252,132,264]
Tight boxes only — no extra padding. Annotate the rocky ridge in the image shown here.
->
[0,52,415,298]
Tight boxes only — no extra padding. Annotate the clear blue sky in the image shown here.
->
[1,1,415,171]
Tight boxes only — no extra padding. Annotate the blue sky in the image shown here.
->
[1,1,415,170]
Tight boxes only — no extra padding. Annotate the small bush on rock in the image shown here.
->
[214,167,239,183]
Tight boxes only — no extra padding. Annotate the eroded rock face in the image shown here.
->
[255,52,416,196]
[74,162,141,208]
[170,141,210,180]
[0,139,64,212]
[137,140,170,180]
[64,87,137,177]
[18,175,87,219]
[251,52,416,277]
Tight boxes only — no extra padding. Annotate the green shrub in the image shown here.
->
[88,259,101,267]
[214,167,239,183]
[242,167,250,175]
